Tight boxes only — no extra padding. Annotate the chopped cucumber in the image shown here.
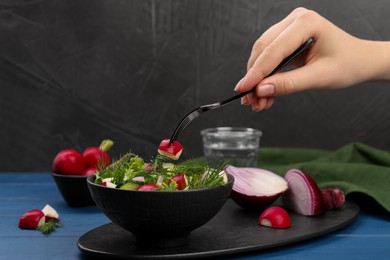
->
[120,182,141,190]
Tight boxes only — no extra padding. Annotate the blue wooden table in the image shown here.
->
[1,173,390,260]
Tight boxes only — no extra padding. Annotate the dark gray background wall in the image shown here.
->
[1,0,390,172]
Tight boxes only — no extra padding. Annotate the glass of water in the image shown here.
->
[201,127,262,167]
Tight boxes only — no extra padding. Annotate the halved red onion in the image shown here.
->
[225,165,288,210]
[282,169,324,216]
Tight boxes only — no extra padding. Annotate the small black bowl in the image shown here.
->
[87,174,233,248]
[52,172,95,207]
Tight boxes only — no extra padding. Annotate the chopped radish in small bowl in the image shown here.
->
[258,206,291,229]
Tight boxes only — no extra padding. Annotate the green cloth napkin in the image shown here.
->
[257,142,390,212]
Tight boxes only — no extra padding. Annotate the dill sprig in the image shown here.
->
[96,152,146,186]
[37,220,63,234]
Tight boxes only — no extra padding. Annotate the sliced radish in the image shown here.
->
[42,204,60,221]
[169,173,188,190]
[157,139,183,160]
[137,184,160,191]
[225,166,288,209]
[143,163,154,172]
[101,178,117,188]
[258,206,291,229]
[19,209,46,229]
[282,169,324,216]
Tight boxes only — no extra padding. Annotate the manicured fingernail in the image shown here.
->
[241,96,249,105]
[234,77,245,92]
[257,84,275,97]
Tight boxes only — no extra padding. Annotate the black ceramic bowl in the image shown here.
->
[87,174,234,248]
[52,173,95,207]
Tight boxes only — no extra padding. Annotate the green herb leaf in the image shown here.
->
[37,220,63,234]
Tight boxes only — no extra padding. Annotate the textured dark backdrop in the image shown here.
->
[1,0,390,172]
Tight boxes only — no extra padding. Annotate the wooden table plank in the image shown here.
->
[1,173,390,260]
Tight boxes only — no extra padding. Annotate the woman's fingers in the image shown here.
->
[247,7,309,70]
[235,9,326,96]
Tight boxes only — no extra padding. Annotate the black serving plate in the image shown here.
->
[78,199,359,259]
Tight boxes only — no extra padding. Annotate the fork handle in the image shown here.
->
[219,37,314,106]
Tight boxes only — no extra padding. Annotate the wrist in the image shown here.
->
[361,40,390,82]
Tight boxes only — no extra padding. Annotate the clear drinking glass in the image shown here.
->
[201,127,262,167]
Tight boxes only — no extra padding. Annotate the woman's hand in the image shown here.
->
[234,7,390,111]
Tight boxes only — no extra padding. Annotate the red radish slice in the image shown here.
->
[157,139,183,160]
[53,149,85,175]
[282,169,324,216]
[102,178,116,188]
[19,209,46,229]
[225,165,288,209]
[137,184,160,191]
[143,163,154,172]
[258,206,291,229]
[42,204,60,220]
[169,173,188,190]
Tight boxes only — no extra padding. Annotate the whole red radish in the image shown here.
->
[157,139,183,160]
[329,187,345,209]
[321,188,334,210]
[282,169,325,216]
[82,167,97,176]
[53,149,85,175]
[258,206,291,229]
[322,187,345,209]
[83,139,114,169]
[19,209,46,229]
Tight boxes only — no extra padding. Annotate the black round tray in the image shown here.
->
[78,199,359,259]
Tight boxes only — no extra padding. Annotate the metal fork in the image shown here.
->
[169,38,314,144]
